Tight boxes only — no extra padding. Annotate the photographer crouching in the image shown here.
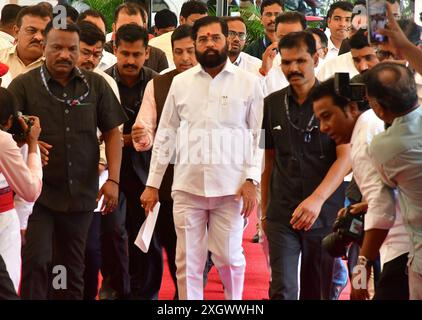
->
[0,87,42,299]
[312,72,410,300]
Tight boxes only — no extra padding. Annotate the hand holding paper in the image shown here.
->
[134,202,161,253]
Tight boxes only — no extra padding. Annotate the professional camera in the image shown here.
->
[8,111,34,142]
[322,207,365,258]
[334,72,366,102]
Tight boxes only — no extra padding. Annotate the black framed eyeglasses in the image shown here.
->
[227,30,247,41]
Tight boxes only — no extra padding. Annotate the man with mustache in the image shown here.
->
[7,21,127,299]
[75,21,130,300]
[260,31,351,299]
[0,4,51,79]
[140,16,264,300]
[105,24,161,300]
[312,76,410,301]
[262,11,306,96]
[224,16,261,74]
[132,24,197,299]
[76,9,117,72]
[325,1,353,62]
[244,0,283,60]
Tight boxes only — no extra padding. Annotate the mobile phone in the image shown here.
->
[367,0,388,44]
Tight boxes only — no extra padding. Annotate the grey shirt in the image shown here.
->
[370,106,422,275]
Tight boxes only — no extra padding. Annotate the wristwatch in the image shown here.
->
[358,255,374,268]
[246,178,259,186]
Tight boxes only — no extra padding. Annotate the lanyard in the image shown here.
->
[40,65,90,107]
[284,93,318,143]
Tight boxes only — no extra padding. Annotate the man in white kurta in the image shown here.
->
[141,17,264,300]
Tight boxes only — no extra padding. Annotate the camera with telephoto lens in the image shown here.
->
[322,206,365,258]
[8,111,34,142]
[334,72,366,102]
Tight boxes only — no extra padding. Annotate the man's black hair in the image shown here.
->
[115,2,146,25]
[278,31,316,56]
[54,4,79,23]
[192,16,228,41]
[180,0,208,19]
[115,23,149,48]
[44,20,80,39]
[260,0,284,15]
[311,76,369,112]
[275,11,306,32]
[327,1,353,19]
[16,4,51,28]
[307,27,328,48]
[1,4,22,25]
[78,21,105,46]
[349,29,370,50]
[171,24,193,49]
[77,9,107,32]
[155,9,177,29]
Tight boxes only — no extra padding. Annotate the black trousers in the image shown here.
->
[155,200,178,298]
[84,191,130,299]
[121,174,162,300]
[267,221,334,300]
[21,202,93,300]
[373,252,409,300]
[0,254,19,300]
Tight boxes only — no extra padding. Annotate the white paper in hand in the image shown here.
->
[134,202,160,253]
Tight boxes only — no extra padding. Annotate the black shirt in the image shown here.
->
[8,65,128,212]
[105,64,157,184]
[261,85,344,229]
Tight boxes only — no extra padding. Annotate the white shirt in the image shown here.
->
[97,50,117,71]
[317,52,358,82]
[415,72,422,106]
[324,36,340,62]
[148,31,174,68]
[233,52,261,74]
[370,107,422,275]
[1,70,12,88]
[351,109,409,266]
[146,60,264,197]
[0,31,14,51]
[264,65,289,96]
[0,131,42,202]
[106,32,112,43]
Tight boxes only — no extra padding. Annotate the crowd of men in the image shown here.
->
[0,0,421,301]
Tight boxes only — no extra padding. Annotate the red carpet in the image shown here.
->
[158,212,271,300]
[157,212,351,300]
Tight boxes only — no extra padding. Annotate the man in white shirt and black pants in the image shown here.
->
[141,16,264,300]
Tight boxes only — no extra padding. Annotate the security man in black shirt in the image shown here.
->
[105,23,161,300]
[260,31,350,300]
[8,21,127,300]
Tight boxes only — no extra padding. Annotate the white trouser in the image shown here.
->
[172,190,246,300]
[0,209,22,292]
